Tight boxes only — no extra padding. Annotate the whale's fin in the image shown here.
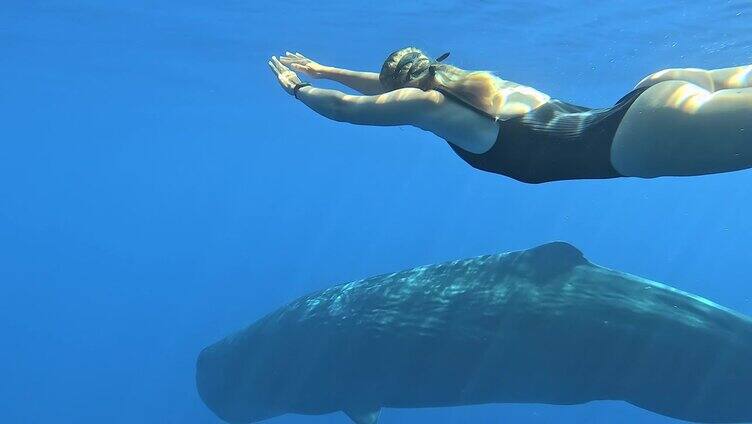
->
[344,407,381,424]
[520,241,587,280]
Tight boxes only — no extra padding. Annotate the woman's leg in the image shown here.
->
[635,65,752,92]
[708,65,752,90]
[611,80,752,178]
[634,68,715,91]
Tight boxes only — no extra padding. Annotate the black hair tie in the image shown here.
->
[293,82,311,99]
[435,52,451,62]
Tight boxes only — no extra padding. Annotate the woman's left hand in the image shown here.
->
[268,56,303,95]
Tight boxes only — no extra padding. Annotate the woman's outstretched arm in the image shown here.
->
[279,52,385,95]
[268,56,501,154]
[295,86,434,126]
[269,55,433,125]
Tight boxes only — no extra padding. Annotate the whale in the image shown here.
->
[196,242,752,423]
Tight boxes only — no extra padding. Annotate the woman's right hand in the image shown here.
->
[279,52,330,79]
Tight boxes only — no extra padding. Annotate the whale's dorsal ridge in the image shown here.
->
[518,242,588,280]
[528,241,585,261]
[344,407,381,424]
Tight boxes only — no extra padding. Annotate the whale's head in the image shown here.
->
[196,331,283,423]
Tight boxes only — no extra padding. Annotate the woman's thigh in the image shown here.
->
[634,68,714,91]
[636,65,752,92]
[611,80,752,178]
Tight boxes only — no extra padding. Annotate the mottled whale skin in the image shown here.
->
[196,242,752,423]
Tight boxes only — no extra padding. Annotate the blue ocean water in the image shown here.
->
[2,1,752,423]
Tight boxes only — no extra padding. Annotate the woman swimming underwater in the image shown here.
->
[268,48,752,183]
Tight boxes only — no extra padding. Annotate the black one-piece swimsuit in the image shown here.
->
[442,86,649,184]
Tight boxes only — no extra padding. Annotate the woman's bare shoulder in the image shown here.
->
[492,77,552,118]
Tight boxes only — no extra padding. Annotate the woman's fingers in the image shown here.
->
[280,52,314,64]
[284,52,308,62]
[272,56,287,71]
[271,54,306,86]
[269,56,304,95]
[269,57,290,80]
[268,60,279,76]
[280,56,305,66]
[271,56,289,74]
[279,56,298,65]
[270,56,281,71]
